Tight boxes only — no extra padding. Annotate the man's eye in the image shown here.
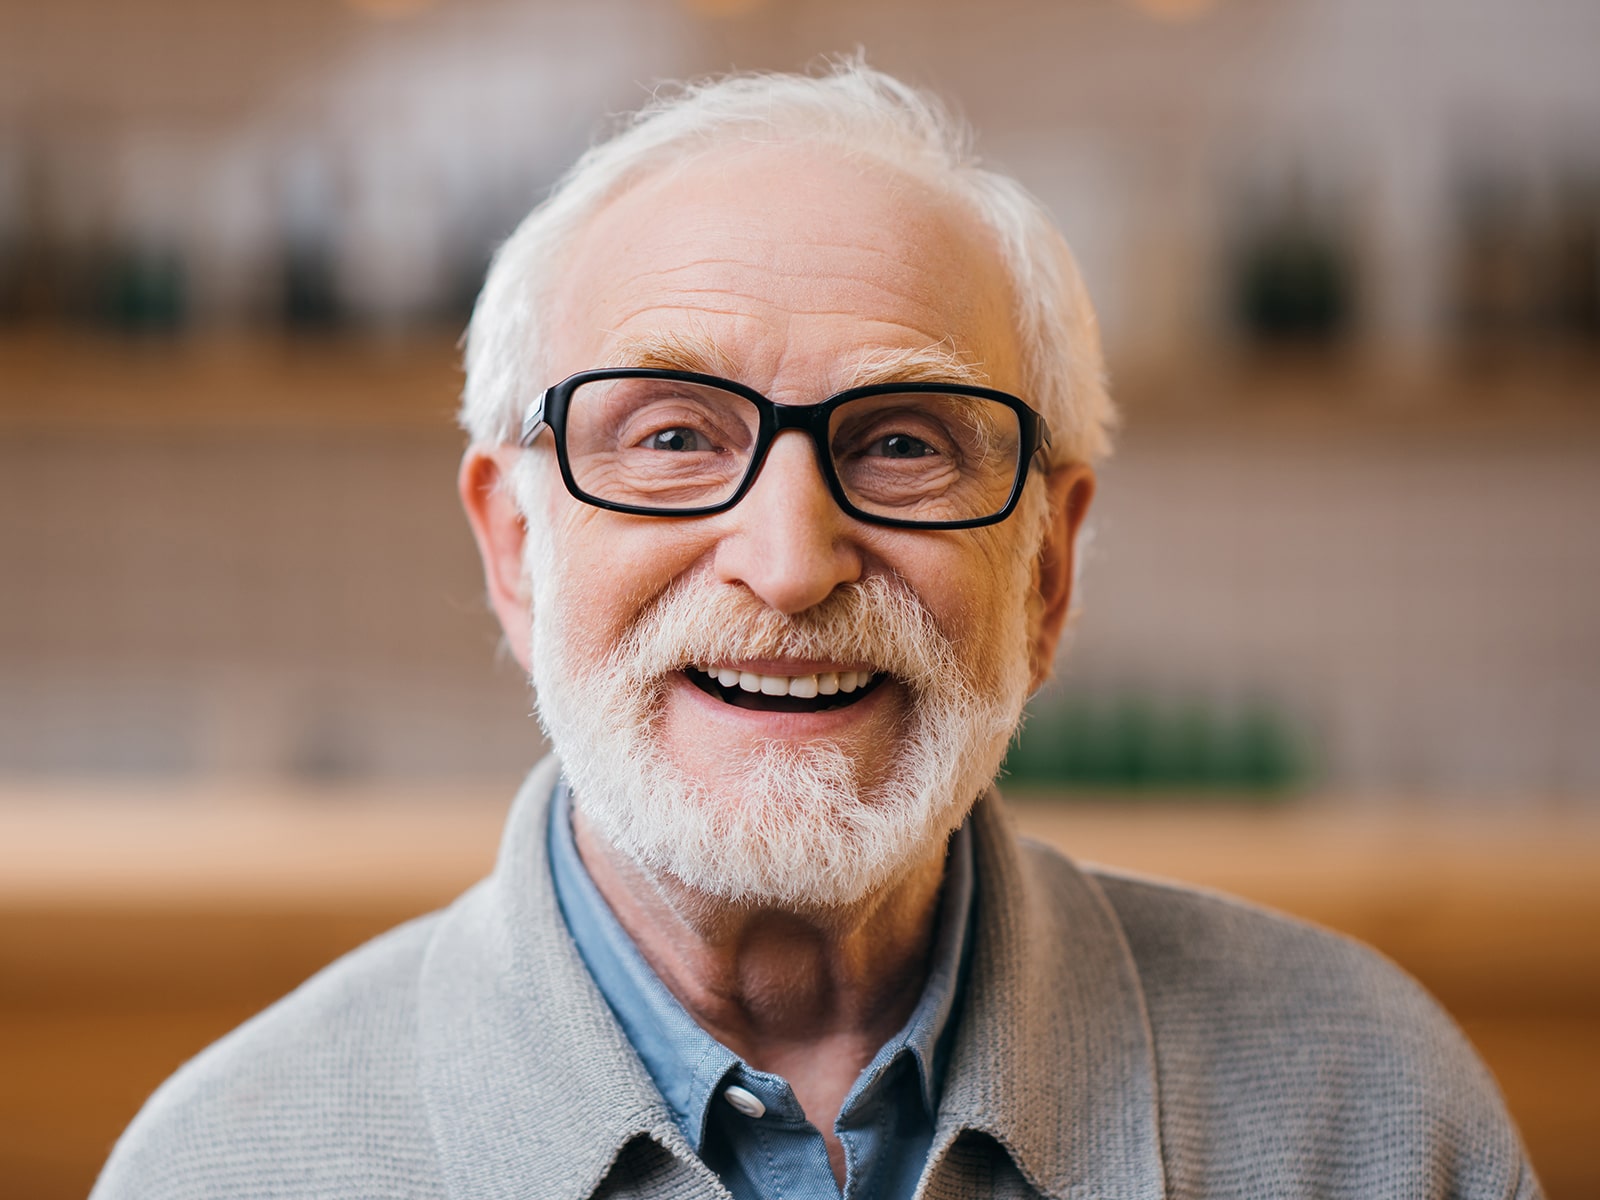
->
[870,433,937,459]
[643,427,710,452]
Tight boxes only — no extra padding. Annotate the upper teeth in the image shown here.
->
[705,667,876,697]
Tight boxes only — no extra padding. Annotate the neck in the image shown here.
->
[572,805,957,1186]
[571,806,948,1068]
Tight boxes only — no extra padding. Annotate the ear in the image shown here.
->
[458,446,534,673]
[1028,463,1095,692]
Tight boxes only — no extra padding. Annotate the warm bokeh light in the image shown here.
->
[680,0,772,18]
[1126,0,1219,22]
[344,0,442,18]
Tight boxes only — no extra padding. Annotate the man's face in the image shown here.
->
[504,144,1075,908]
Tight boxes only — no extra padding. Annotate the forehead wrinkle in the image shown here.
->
[660,256,961,312]
[597,289,965,348]
[620,253,769,283]
[780,236,951,275]
[647,223,932,261]
[597,301,770,333]
[623,238,968,305]
[640,286,960,329]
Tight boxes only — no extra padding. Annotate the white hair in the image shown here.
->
[459,58,1116,470]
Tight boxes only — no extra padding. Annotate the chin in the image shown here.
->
[553,708,1013,911]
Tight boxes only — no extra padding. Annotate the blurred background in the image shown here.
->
[1,0,1597,1195]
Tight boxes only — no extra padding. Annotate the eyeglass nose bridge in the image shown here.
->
[735,399,845,504]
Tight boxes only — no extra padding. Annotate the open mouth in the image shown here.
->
[684,666,885,713]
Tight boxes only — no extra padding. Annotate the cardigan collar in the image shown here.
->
[418,758,1166,1200]
[932,801,1168,1199]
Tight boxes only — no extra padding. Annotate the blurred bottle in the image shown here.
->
[1450,165,1539,343]
[1228,172,1357,346]
[1548,168,1600,340]
[100,241,187,333]
[1004,689,1308,799]
[278,147,346,332]
[1448,156,1600,350]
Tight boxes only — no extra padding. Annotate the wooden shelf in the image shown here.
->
[0,329,465,436]
[3,330,1596,440]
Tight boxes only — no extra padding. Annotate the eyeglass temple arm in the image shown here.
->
[518,390,549,448]
[1032,414,1054,463]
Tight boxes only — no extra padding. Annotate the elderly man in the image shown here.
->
[95,65,1538,1200]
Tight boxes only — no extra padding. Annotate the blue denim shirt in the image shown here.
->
[548,783,973,1200]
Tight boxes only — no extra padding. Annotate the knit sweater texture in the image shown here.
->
[92,758,1542,1199]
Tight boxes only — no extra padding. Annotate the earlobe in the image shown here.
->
[1029,464,1095,692]
[458,447,534,672]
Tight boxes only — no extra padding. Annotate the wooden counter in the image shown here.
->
[2,781,1596,1198]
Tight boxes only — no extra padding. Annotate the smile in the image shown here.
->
[685,666,885,713]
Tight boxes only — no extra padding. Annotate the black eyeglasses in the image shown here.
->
[518,369,1052,530]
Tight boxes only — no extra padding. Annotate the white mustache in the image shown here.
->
[606,573,974,705]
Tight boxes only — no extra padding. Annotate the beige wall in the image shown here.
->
[4,339,1596,796]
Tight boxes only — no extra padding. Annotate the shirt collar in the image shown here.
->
[860,805,974,1117]
[546,778,974,1148]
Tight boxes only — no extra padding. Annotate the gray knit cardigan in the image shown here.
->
[93,758,1542,1199]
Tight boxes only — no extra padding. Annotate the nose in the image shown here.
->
[712,429,863,615]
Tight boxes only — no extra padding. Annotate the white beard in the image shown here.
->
[528,564,1032,910]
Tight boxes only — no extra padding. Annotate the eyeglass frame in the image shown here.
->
[517,367,1054,531]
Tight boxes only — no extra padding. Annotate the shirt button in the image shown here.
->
[722,1085,766,1119]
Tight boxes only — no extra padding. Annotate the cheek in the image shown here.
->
[543,509,716,656]
[901,535,1030,658]
[951,534,1037,661]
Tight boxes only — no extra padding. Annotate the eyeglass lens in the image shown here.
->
[562,376,1023,523]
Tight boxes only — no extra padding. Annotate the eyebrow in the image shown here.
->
[605,331,993,392]
[605,330,738,377]
[842,343,992,390]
